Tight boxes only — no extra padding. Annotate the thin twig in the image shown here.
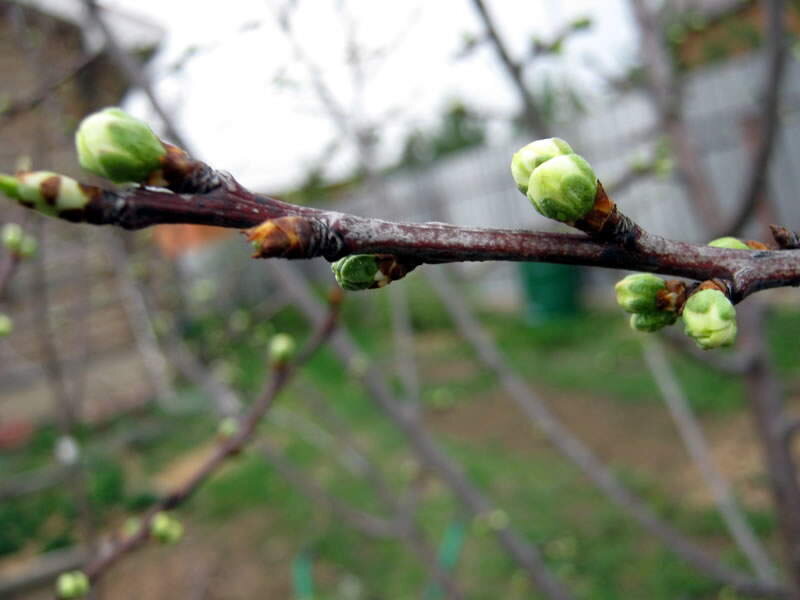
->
[641,338,777,582]
[424,268,785,598]
[469,0,548,134]
[722,0,788,237]
[82,300,339,584]
[739,302,800,595]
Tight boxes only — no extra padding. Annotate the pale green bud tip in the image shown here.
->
[2,223,23,252]
[630,311,677,333]
[331,254,380,291]
[0,313,12,337]
[708,237,750,250]
[75,107,166,183]
[0,172,90,215]
[269,333,296,364]
[510,137,573,193]
[615,273,666,314]
[682,289,737,350]
[217,416,240,438]
[0,175,18,199]
[150,512,183,544]
[528,153,597,222]
[56,571,90,598]
[19,235,37,258]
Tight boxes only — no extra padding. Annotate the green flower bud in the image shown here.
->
[487,508,509,531]
[269,333,296,365]
[56,571,90,599]
[615,273,666,314]
[331,254,380,291]
[629,311,677,333]
[2,223,23,253]
[571,16,592,30]
[708,237,750,250]
[682,289,737,350]
[18,235,37,258]
[510,138,573,194]
[0,172,91,215]
[150,512,183,544]
[217,416,240,439]
[75,107,166,183]
[0,313,12,337]
[527,153,597,222]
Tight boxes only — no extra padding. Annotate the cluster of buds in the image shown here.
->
[150,512,184,544]
[615,273,678,333]
[0,172,93,217]
[55,570,90,599]
[615,272,737,349]
[510,138,598,223]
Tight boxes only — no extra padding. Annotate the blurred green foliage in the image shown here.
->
[4,277,797,597]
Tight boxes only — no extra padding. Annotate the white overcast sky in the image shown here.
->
[105,0,638,191]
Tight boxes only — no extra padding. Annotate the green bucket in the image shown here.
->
[518,262,582,323]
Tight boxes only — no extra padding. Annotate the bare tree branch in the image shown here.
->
[722,0,789,237]
[268,261,574,600]
[424,268,785,598]
[469,0,548,134]
[642,338,777,582]
[739,302,800,595]
[82,300,340,584]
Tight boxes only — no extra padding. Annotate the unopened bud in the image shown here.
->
[269,333,296,365]
[150,512,184,544]
[527,153,597,222]
[75,107,166,183]
[1,223,23,253]
[682,289,737,350]
[571,16,592,30]
[487,508,509,531]
[331,254,380,291]
[0,172,92,216]
[0,313,12,337]
[510,138,573,194]
[615,273,666,314]
[18,234,37,258]
[217,416,240,439]
[56,571,90,599]
[708,237,750,250]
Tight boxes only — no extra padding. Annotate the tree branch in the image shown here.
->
[424,268,785,598]
[722,0,788,237]
[30,173,800,303]
[469,0,548,134]
[641,338,777,582]
[268,261,574,600]
[81,300,339,584]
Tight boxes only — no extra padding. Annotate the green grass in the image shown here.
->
[4,284,797,597]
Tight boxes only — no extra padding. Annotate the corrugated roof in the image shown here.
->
[14,0,163,53]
